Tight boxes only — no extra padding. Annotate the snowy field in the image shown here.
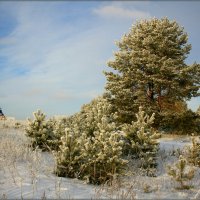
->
[0,120,200,199]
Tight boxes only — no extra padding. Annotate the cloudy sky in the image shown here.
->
[0,1,200,119]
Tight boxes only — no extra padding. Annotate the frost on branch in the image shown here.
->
[122,106,160,175]
[26,110,55,151]
[167,155,195,190]
[55,96,127,184]
[185,135,200,167]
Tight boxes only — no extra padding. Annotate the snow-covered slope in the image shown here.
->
[0,128,199,199]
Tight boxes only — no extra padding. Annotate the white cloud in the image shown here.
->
[93,5,151,20]
[0,3,119,118]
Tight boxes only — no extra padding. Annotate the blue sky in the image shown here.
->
[0,1,199,119]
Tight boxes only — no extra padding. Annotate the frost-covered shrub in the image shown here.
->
[51,117,71,151]
[25,110,56,151]
[78,96,117,136]
[167,155,195,190]
[122,106,160,174]
[55,124,86,178]
[55,96,127,184]
[80,116,127,184]
[185,136,200,167]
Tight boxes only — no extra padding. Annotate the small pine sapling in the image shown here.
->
[185,135,200,167]
[55,125,86,178]
[79,97,127,184]
[167,155,195,190]
[81,116,127,185]
[26,110,55,151]
[54,96,128,185]
[122,106,160,175]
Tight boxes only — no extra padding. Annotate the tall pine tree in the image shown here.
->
[104,18,200,127]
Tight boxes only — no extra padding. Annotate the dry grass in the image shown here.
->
[0,126,55,199]
[0,118,27,130]
[0,128,29,170]
[0,125,91,199]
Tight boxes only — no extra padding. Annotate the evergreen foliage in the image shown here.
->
[160,106,200,134]
[24,17,200,188]
[55,96,127,185]
[196,106,200,133]
[26,110,57,151]
[167,155,195,190]
[122,106,160,174]
[52,117,70,151]
[185,136,200,167]
[104,17,200,127]
[55,124,86,179]
[81,117,127,184]
[77,95,118,136]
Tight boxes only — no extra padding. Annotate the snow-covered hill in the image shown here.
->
[0,127,200,199]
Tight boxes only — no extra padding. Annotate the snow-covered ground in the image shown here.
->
[0,123,200,199]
